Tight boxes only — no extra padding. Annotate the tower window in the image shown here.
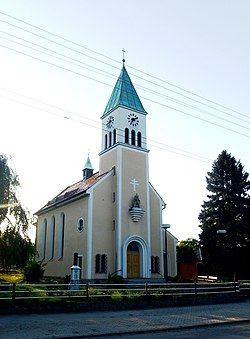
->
[125,128,129,143]
[131,130,136,146]
[113,129,116,145]
[137,132,142,147]
[109,131,112,147]
[105,134,107,149]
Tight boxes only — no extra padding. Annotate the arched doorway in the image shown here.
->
[127,241,140,278]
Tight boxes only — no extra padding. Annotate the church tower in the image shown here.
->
[99,63,152,278]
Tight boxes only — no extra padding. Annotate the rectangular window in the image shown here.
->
[112,220,115,231]
[113,192,115,202]
[95,254,107,273]
[151,256,160,274]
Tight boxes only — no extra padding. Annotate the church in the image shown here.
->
[35,62,178,280]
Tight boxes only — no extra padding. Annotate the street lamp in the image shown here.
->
[162,224,171,283]
[217,229,227,234]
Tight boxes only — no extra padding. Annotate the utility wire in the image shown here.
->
[0,93,211,163]
[1,43,249,141]
[0,10,248,121]
[2,32,250,131]
[0,87,211,162]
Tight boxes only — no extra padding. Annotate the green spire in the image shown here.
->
[84,155,93,170]
[103,66,146,117]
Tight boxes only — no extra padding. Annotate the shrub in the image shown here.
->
[23,261,45,283]
[108,274,124,284]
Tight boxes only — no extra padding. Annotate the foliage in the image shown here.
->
[0,228,36,272]
[0,154,29,233]
[0,270,24,283]
[177,238,200,263]
[23,261,46,283]
[199,150,250,279]
[108,274,124,284]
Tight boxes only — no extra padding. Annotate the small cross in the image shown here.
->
[130,178,139,192]
[122,48,126,64]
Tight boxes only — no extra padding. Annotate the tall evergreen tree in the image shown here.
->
[199,150,250,279]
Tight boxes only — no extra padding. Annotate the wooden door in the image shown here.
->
[127,242,140,278]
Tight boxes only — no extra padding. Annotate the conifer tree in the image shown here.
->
[199,150,250,279]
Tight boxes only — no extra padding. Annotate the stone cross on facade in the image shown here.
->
[130,178,139,192]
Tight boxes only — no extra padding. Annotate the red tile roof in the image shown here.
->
[36,171,108,214]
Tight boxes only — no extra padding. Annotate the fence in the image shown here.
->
[1,280,249,302]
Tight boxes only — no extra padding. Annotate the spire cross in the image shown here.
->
[122,48,126,64]
[130,178,139,192]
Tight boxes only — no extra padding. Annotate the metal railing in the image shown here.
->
[1,280,249,302]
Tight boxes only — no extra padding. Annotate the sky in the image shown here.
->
[1,1,250,241]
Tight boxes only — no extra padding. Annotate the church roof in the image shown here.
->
[36,171,108,215]
[102,65,146,117]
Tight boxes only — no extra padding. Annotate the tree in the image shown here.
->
[0,155,35,271]
[199,150,250,279]
[0,228,36,272]
[177,238,200,263]
[0,154,28,233]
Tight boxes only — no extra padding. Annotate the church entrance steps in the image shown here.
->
[124,278,166,284]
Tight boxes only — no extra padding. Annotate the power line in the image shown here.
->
[2,31,250,131]
[0,18,120,71]
[1,43,250,141]
[141,96,250,140]
[0,10,248,121]
[0,93,211,164]
[0,87,211,161]
[0,30,117,80]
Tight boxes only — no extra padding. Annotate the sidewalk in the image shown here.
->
[0,300,249,338]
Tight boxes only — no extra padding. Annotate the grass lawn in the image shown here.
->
[0,270,24,283]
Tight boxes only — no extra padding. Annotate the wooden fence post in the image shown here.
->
[86,283,89,300]
[12,283,16,302]
[194,282,197,296]
[234,280,238,295]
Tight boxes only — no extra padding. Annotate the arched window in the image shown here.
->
[109,131,112,147]
[95,254,101,273]
[58,212,65,260]
[131,130,136,146]
[104,134,107,149]
[49,216,55,260]
[77,218,84,232]
[137,132,142,147]
[41,218,47,260]
[125,128,129,143]
[113,129,116,145]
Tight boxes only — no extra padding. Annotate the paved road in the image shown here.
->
[0,300,249,338]
[97,321,250,338]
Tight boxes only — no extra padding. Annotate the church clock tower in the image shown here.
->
[99,63,152,278]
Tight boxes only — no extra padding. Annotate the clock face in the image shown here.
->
[106,115,114,128]
[128,113,139,127]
